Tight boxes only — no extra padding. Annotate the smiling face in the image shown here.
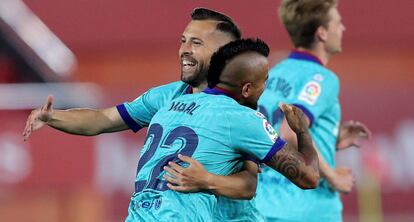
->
[179,20,234,87]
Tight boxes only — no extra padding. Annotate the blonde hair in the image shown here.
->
[279,0,337,48]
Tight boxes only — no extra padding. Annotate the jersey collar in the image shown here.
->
[202,86,236,99]
[185,85,193,94]
[288,50,324,66]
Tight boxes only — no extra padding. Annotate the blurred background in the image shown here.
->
[0,0,413,221]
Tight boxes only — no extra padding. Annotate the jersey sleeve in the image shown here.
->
[116,81,188,132]
[228,110,287,163]
[290,73,339,126]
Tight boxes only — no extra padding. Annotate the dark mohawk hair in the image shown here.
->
[207,38,270,88]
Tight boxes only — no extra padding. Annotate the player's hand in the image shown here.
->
[22,95,54,141]
[163,154,211,193]
[336,120,371,150]
[327,167,355,194]
[279,103,308,134]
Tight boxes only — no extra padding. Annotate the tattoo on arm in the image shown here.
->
[266,141,319,189]
[267,143,306,182]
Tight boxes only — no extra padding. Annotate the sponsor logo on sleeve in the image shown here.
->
[263,119,278,142]
[298,81,321,105]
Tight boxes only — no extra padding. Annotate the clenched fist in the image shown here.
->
[279,103,308,135]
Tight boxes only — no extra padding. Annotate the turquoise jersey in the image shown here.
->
[213,160,265,222]
[214,196,266,222]
[117,82,266,222]
[117,81,191,132]
[125,88,286,221]
[255,51,342,222]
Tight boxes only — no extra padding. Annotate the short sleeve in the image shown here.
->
[116,81,189,132]
[229,110,286,163]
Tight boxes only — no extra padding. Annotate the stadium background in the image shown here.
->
[0,0,413,221]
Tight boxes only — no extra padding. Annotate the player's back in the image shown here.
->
[152,92,249,175]
[130,92,251,221]
[259,55,340,164]
[256,52,342,221]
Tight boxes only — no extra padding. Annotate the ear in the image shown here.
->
[315,26,328,43]
[241,82,252,98]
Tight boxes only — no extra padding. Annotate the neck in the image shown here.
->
[296,46,331,66]
[192,82,208,93]
[215,83,241,101]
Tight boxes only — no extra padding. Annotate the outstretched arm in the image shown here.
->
[163,155,258,200]
[23,95,128,140]
[265,104,320,189]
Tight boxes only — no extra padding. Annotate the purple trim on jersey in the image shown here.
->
[185,85,193,94]
[292,103,314,128]
[261,137,287,163]
[245,156,260,164]
[202,86,236,99]
[116,104,143,133]
[289,50,324,66]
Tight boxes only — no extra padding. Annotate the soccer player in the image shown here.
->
[22,8,264,221]
[253,1,371,221]
[126,38,319,221]
[22,8,240,139]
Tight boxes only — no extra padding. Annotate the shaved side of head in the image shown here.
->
[220,52,269,87]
